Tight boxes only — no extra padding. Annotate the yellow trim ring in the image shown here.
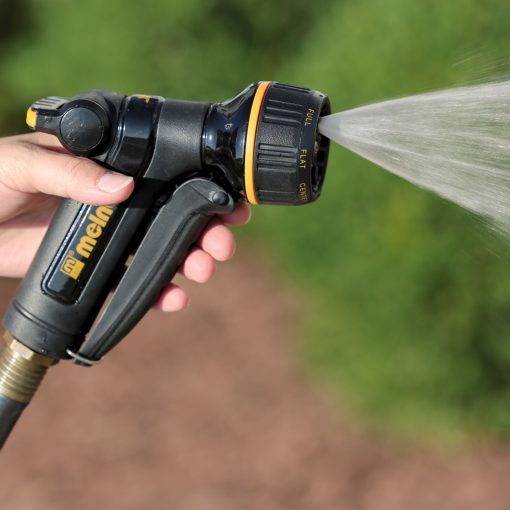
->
[244,81,271,205]
[26,108,37,129]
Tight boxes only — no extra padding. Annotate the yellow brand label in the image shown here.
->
[59,204,114,282]
[60,252,85,280]
[75,205,114,260]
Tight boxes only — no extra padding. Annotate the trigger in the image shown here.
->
[72,178,235,365]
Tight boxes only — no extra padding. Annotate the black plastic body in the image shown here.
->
[3,92,213,359]
[203,83,258,194]
[3,82,331,364]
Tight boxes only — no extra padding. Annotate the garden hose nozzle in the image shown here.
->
[0,81,331,449]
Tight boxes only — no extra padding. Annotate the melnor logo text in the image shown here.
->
[60,205,114,280]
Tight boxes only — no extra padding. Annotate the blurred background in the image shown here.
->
[2,0,510,508]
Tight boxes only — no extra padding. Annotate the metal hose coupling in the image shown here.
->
[0,332,55,447]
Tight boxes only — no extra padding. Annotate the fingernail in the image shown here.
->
[97,171,133,193]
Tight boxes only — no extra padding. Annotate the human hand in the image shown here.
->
[0,132,250,311]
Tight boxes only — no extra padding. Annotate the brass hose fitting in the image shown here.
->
[0,332,55,447]
[0,332,55,402]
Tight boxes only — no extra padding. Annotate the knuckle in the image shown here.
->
[7,140,38,163]
[61,156,101,198]
[62,156,95,180]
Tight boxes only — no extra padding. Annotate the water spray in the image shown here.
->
[319,80,510,236]
[0,82,330,447]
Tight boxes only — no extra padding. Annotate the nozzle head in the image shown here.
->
[250,82,330,205]
[202,82,331,206]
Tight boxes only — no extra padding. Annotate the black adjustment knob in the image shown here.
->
[60,107,104,153]
[27,94,112,156]
[253,82,331,205]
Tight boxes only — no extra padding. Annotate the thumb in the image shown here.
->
[0,138,134,204]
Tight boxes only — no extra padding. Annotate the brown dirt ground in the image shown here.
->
[1,253,510,510]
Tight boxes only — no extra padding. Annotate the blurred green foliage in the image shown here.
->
[253,0,510,440]
[0,0,327,130]
[2,0,510,440]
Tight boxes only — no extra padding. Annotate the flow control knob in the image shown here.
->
[59,107,104,153]
[26,94,111,156]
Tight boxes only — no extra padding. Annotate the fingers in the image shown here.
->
[11,132,69,153]
[154,284,189,312]
[156,246,226,312]
[222,201,251,225]
[180,247,216,282]
[199,220,236,261]
[155,203,252,311]
[180,203,251,280]
[0,137,134,204]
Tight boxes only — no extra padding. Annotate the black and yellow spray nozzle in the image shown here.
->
[0,82,331,448]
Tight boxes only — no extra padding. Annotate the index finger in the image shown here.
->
[3,135,252,226]
[3,132,68,153]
